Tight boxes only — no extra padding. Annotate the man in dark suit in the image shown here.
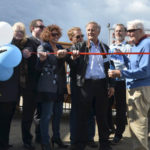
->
[70,21,115,150]
[21,19,45,149]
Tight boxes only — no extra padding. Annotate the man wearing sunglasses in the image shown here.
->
[21,19,45,150]
[67,27,98,149]
[68,27,84,44]
[108,20,150,150]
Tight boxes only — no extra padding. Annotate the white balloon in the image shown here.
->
[0,22,13,46]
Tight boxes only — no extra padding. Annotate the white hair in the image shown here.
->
[127,19,144,31]
[86,21,101,32]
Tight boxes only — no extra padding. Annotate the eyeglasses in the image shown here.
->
[75,34,84,39]
[35,25,45,29]
[51,33,60,37]
[127,29,140,33]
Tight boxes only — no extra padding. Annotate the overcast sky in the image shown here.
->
[0,0,150,44]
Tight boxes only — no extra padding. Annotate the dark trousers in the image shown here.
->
[74,79,110,149]
[21,89,40,144]
[87,105,96,141]
[107,96,115,131]
[0,102,16,149]
[34,103,41,141]
[114,81,127,136]
[70,81,96,144]
[52,100,63,139]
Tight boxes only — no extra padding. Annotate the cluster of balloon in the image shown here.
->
[0,22,22,81]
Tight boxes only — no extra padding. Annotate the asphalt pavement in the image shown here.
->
[9,110,150,150]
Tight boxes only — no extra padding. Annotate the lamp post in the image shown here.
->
[107,23,110,45]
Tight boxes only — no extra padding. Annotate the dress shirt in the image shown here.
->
[85,41,106,79]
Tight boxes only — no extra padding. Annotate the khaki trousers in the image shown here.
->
[127,86,150,150]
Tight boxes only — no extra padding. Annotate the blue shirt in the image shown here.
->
[109,41,131,70]
[109,41,131,81]
[85,41,106,79]
[121,37,150,89]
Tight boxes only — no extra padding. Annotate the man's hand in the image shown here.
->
[108,70,121,78]
[114,48,122,53]
[71,50,80,60]
[108,87,115,98]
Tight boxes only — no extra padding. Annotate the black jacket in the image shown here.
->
[24,36,41,90]
[0,37,41,102]
[36,42,67,97]
[0,67,20,102]
[12,37,41,91]
[69,41,115,87]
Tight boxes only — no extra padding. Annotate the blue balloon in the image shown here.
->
[0,65,14,81]
[0,44,22,68]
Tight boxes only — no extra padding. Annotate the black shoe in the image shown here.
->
[99,144,112,150]
[109,128,116,135]
[4,144,13,149]
[41,143,52,150]
[8,144,13,148]
[87,140,98,148]
[99,141,112,150]
[51,137,68,148]
[69,143,85,150]
[111,135,122,145]
[69,144,76,150]
[23,143,35,150]
[35,137,41,144]
[0,147,8,150]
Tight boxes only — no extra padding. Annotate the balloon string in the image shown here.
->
[31,52,150,55]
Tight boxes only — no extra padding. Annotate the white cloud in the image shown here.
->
[0,0,150,43]
[127,1,149,13]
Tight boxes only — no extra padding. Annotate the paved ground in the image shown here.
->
[9,110,150,150]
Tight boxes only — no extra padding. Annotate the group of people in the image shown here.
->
[0,19,150,150]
